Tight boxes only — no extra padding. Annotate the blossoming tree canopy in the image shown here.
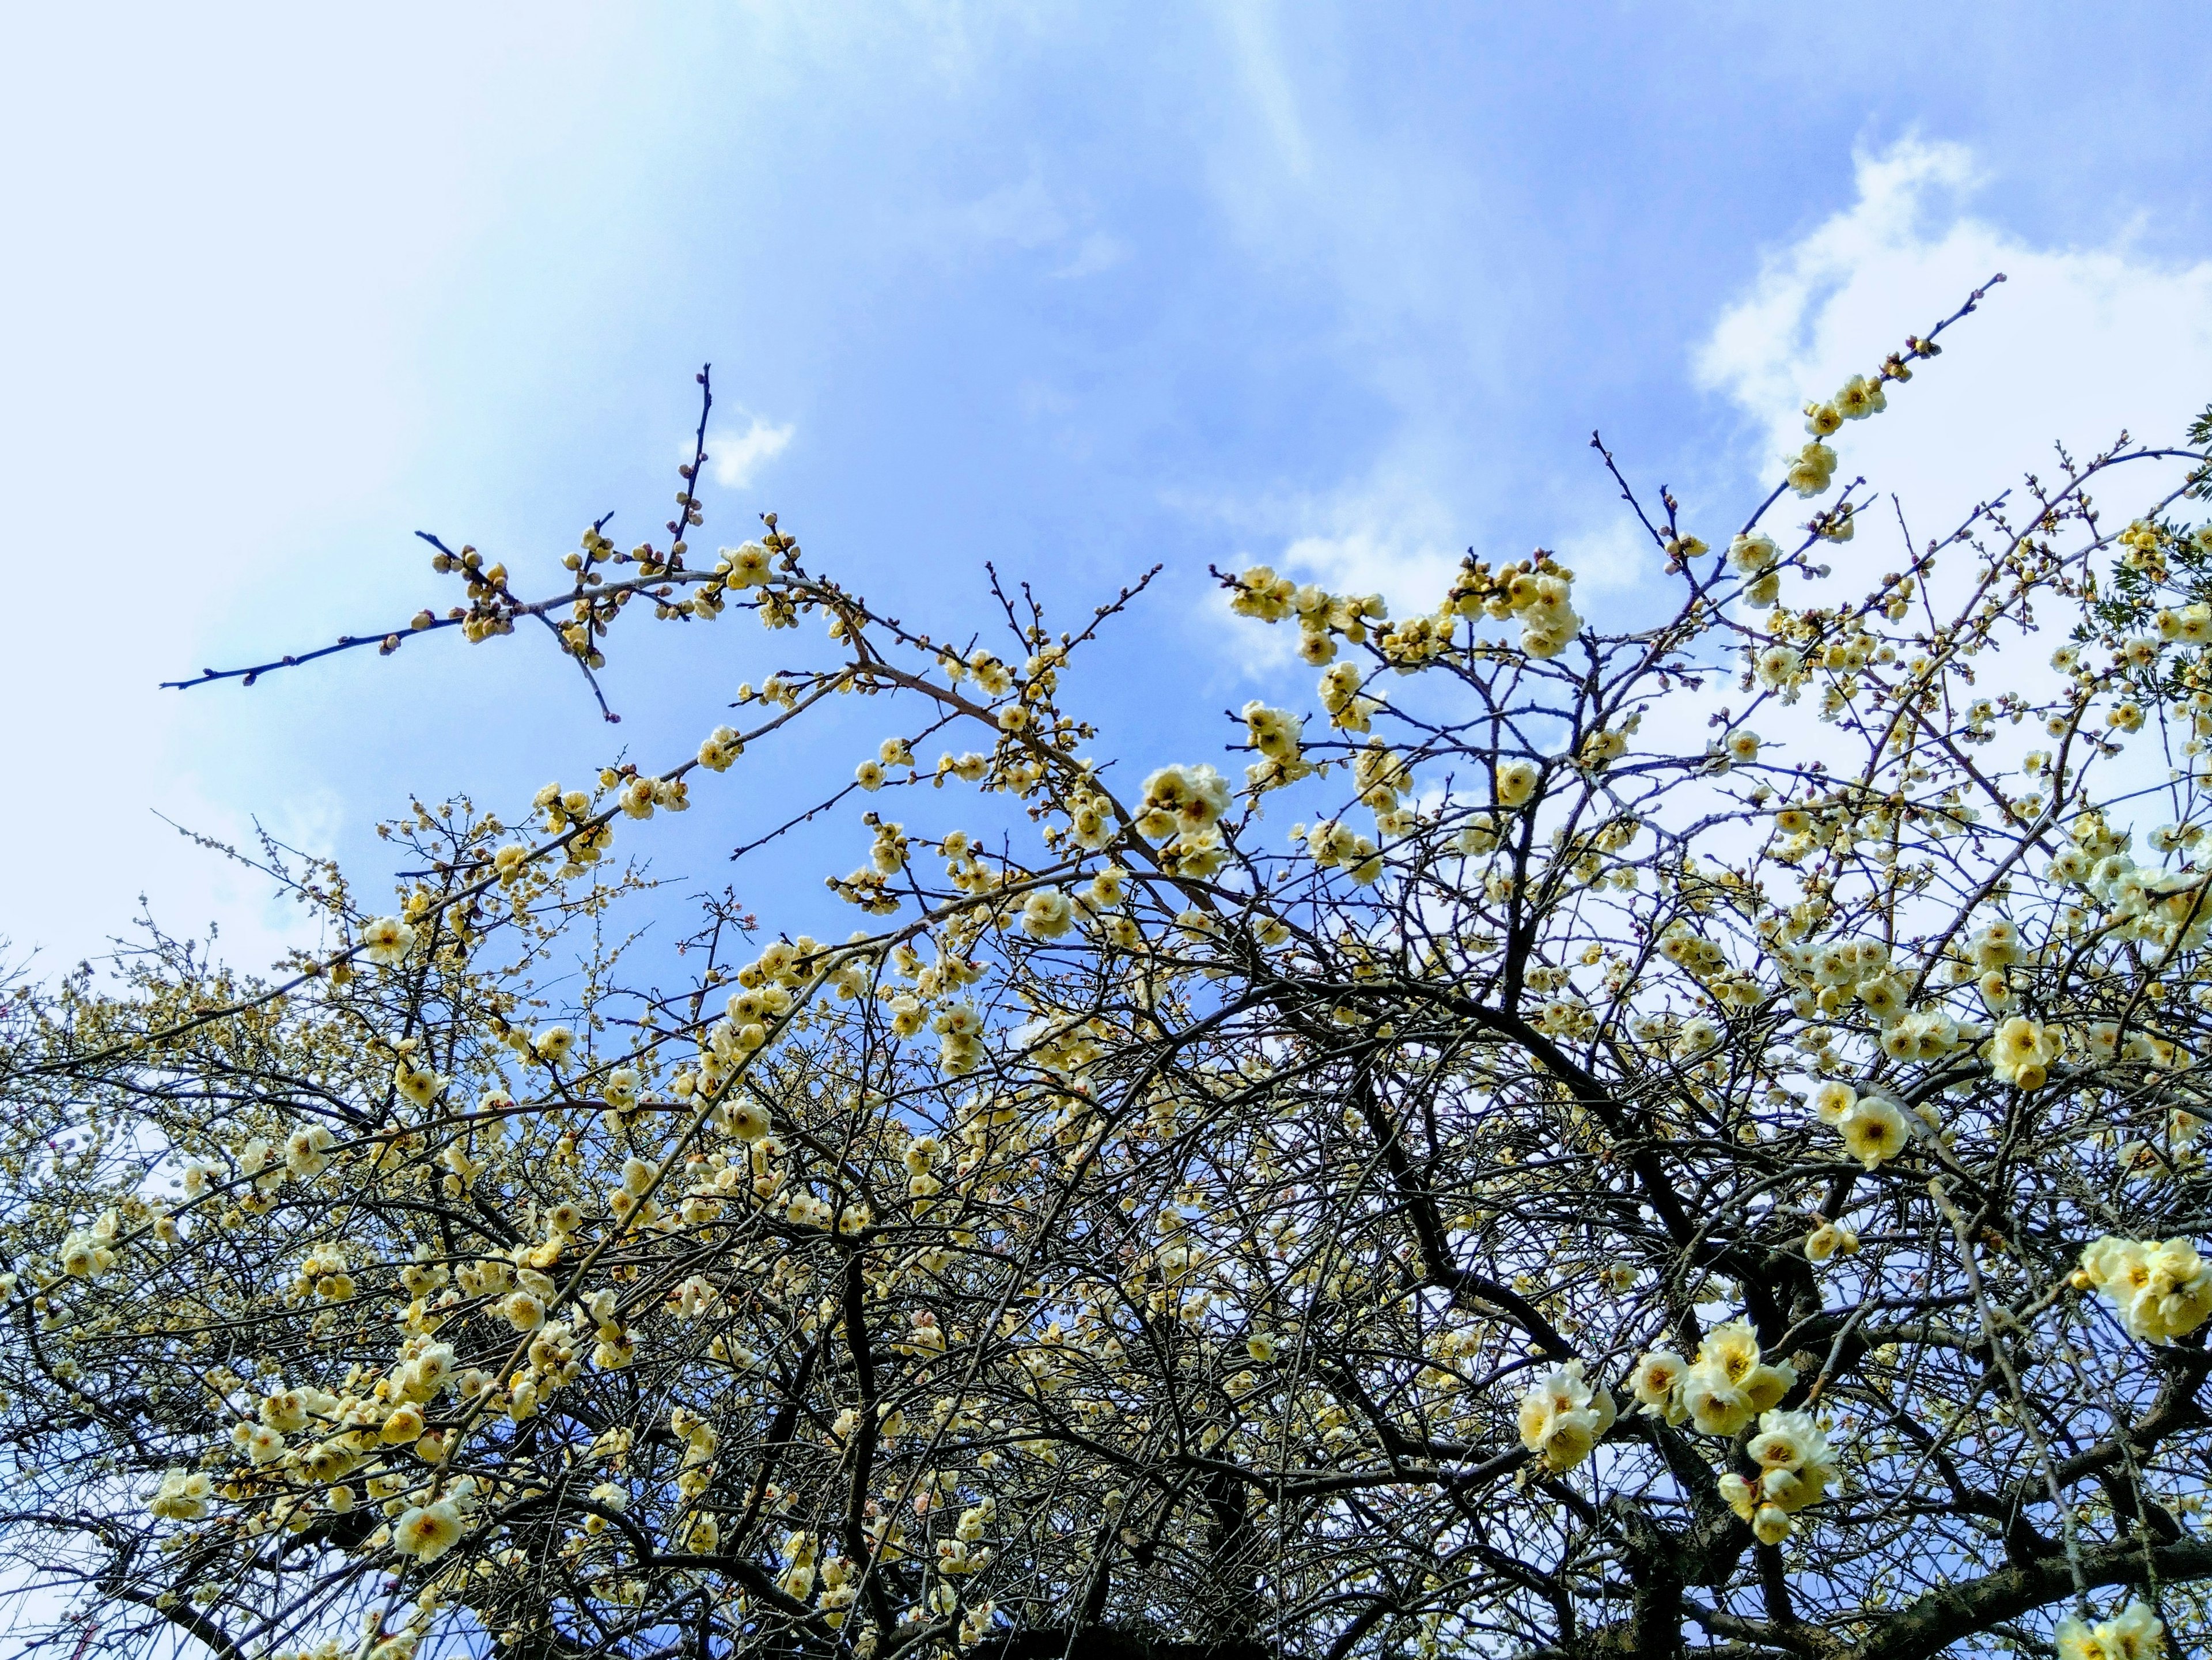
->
[9,281,2212,1659]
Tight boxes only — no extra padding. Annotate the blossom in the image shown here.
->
[1809,1081,1856,1125]
[1805,1222,1858,1262]
[1515,1359,1616,1472]
[1306,819,1373,871]
[359,917,416,967]
[1717,1470,1756,1521]
[1834,373,1887,419]
[1990,1015,2058,1090]
[1020,887,1075,939]
[378,1402,427,1449]
[1785,440,1838,497]
[1673,1017,1720,1060]
[723,542,773,587]
[393,1060,444,1107]
[1727,532,1779,576]
[1755,645,1804,690]
[1495,759,1539,808]
[1836,1095,1907,1170]
[1627,1350,1688,1422]
[392,1499,466,1561]
[1855,974,1907,1024]
[534,1025,577,1065]
[698,726,744,770]
[149,1468,213,1521]
[285,1124,336,1179]
[501,1291,546,1332]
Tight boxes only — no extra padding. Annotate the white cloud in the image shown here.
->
[1697,138,2212,543]
[1177,465,1462,608]
[5,776,343,982]
[1200,136,2212,692]
[1214,0,1311,180]
[1170,466,1465,678]
[707,415,796,489]
[1274,485,1461,609]
[1695,138,2212,841]
[948,162,1126,279]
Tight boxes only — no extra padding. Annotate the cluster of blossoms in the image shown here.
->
[1131,761,1233,878]
[1789,366,1896,497]
[1524,1330,1835,1545]
[1628,1321,1797,1439]
[2056,1601,2167,1660]
[1726,531,1787,607]
[56,1210,119,1281]
[1241,700,1310,791]
[1231,552,1586,674]
[1514,1360,1616,1473]
[1516,1339,1839,1546]
[1228,564,1388,664]
[1441,554,1584,659]
[1718,1411,1838,1545]
[1991,1014,2063,1089]
[149,1466,214,1521]
[2076,1236,2212,1343]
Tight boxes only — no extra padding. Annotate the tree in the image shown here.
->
[5,280,2212,1660]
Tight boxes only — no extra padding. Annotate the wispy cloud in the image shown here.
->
[706,414,796,489]
[948,161,1127,279]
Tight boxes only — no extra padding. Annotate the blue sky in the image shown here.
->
[5,2,2211,974]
